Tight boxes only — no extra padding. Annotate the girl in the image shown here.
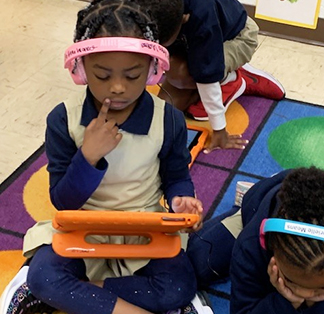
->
[187,167,324,313]
[1,1,207,313]
[231,166,324,313]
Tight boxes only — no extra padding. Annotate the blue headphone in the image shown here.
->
[260,218,324,249]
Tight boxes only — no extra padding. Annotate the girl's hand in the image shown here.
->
[203,129,248,154]
[81,98,123,166]
[305,292,324,304]
[171,196,203,232]
[268,257,305,309]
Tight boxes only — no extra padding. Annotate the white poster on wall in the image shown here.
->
[255,0,322,29]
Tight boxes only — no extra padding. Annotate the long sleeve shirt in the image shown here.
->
[230,170,324,314]
[45,89,195,211]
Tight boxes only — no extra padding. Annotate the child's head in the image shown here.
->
[266,167,324,297]
[65,0,169,110]
[132,0,184,46]
[74,0,159,42]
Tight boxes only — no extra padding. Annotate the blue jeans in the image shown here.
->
[27,245,196,314]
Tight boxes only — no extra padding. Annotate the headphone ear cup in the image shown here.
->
[69,58,88,85]
[259,219,267,250]
[146,58,163,85]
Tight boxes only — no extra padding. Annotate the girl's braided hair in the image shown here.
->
[74,0,159,43]
[267,166,324,273]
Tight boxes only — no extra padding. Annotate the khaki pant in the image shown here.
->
[221,209,243,239]
[223,16,259,77]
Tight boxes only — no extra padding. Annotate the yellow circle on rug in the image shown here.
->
[23,165,57,222]
[0,250,26,295]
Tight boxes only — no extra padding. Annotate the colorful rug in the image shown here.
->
[1,95,324,313]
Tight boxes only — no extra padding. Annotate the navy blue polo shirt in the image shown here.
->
[180,0,247,83]
[45,89,194,210]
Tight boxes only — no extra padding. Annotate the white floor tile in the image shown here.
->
[250,37,324,106]
[0,130,44,183]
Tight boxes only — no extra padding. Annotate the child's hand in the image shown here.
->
[305,291,324,306]
[203,129,248,154]
[171,196,203,232]
[81,98,123,166]
[268,257,305,309]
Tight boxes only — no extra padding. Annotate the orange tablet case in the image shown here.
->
[52,211,199,259]
[186,124,209,168]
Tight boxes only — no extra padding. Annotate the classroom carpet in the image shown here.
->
[0,95,324,313]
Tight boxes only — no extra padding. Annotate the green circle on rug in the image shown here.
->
[268,117,324,169]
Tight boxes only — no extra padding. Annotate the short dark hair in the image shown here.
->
[134,0,184,45]
[267,166,324,273]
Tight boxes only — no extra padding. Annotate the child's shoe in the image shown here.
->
[186,100,209,121]
[186,71,246,121]
[238,63,285,100]
[221,70,246,107]
[0,266,56,314]
[166,292,214,314]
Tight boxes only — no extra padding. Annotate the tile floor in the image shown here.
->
[0,0,324,184]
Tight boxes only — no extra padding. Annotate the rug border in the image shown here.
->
[0,144,45,195]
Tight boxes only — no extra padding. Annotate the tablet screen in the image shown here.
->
[187,129,202,151]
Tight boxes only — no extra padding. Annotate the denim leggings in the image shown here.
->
[27,245,197,314]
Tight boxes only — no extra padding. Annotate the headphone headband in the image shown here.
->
[260,218,324,249]
[64,37,170,71]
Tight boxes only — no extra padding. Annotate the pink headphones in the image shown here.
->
[64,37,170,85]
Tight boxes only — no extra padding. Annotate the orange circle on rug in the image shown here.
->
[0,250,26,294]
[23,165,57,222]
[185,100,249,138]
[147,84,249,135]
[226,101,249,135]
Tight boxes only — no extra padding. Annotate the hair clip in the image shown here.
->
[144,26,155,42]
[81,27,91,41]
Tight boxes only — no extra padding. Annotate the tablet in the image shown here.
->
[53,210,199,233]
[52,211,200,259]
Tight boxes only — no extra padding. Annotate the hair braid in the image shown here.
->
[267,167,324,273]
[133,0,184,45]
[74,0,159,42]
[127,10,159,42]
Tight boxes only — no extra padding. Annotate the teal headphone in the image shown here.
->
[260,218,324,249]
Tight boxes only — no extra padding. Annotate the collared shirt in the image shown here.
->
[45,88,194,210]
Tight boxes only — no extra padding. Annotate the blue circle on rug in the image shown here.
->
[268,117,324,169]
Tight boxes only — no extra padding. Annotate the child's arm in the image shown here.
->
[46,103,109,210]
[197,82,248,152]
[159,105,203,230]
[159,105,195,203]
